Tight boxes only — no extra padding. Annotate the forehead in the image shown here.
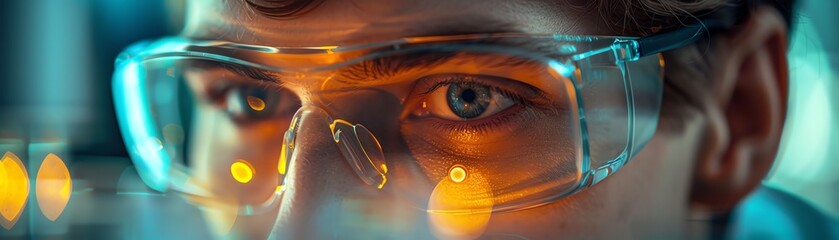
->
[182,0,611,46]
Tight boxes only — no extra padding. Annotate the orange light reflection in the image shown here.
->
[36,153,72,221]
[1,151,29,230]
[231,160,255,184]
[428,166,492,239]
[246,96,266,112]
[278,143,287,175]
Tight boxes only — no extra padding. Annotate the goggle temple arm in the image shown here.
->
[633,18,726,60]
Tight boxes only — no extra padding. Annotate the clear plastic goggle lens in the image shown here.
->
[113,35,663,214]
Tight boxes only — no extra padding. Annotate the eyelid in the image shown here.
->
[189,66,289,105]
[416,74,543,105]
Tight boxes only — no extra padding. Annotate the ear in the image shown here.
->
[690,6,790,213]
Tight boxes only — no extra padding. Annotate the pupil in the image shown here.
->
[446,82,491,119]
[461,89,476,103]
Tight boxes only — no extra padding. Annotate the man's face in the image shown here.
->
[182,0,706,238]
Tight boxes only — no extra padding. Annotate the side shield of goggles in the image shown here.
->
[113,34,663,214]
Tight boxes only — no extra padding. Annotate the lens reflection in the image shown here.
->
[449,165,467,183]
[230,160,255,184]
[35,153,72,222]
[428,166,492,239]
[246,96,266,112]
[0,151,29,230]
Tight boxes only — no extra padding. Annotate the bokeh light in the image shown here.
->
[246,96,266,112]
[0,151,29,230]
[35,153,72,221]
[278,143,287,175]
[428,166,493,239]
[449,165,467,183]
[230,160,255,184]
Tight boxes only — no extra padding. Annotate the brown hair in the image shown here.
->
[242,0,325,19]
[242,0,795,35]
[592,0,796,35]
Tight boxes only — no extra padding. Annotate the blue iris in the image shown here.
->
[446,82,492,119]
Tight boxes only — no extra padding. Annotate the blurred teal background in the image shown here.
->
[0,0,183,156]
[765,0,839,220]
[0,1,205,239]
[0,0,835,238]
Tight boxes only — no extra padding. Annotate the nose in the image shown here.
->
[272,106,371,239]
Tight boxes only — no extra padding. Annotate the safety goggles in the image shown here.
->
[113,23,711,215]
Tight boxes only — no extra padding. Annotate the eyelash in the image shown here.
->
[407,75,551,133]
[418,75,536,108]
[225,64,279,84]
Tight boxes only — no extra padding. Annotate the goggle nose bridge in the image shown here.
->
[282,106,389,190]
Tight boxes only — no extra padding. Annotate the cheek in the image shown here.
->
[399,108,579,200]
[610,102,708,224]
[477,176,618,238]
[473,102,708,237]
[398,108,607,238]
[473,133,696,238]
[189,109,288,204]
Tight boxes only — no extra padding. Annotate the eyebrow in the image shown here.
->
[228,17,562,84]
[227,38,556,86]
[334,51,458,84]
[329,41,557,85]
[342,17,526,42]
[221,52,458,85]
[195,46,464,85]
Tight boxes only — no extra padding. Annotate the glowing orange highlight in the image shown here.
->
[0,162,5,197]
[1,151,29,230]
[246,96,266,112]
[658,54,666,67]
[231,160,255,184]
[320,45,338,55]
[428,168,493,239]
[449,165,466,183]
[36,153,72,221]
[278,143,287,175]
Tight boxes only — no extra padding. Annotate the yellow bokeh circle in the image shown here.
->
[230,160,255,184]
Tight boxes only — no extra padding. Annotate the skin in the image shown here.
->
[179,0,790,239]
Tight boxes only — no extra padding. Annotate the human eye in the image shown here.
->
[421,77,514,121]
[180,62,301,124]
[407,74,545,123]
[221,83,301,124]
